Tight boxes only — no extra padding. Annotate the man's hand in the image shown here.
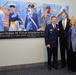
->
[41,9,49,18]
[46,44,51,48]
[45,9,49,13]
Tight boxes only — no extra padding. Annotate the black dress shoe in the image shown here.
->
[68,69,73,73]
[53,66,59,70]
[48,66,51,71]
[60,65,66,69]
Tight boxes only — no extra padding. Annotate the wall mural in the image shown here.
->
[0,0,69,38]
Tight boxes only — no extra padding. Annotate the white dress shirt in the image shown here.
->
[52,24,56,28]
[62,18,67,29]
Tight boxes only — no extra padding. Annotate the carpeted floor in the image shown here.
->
[0,66,76,75]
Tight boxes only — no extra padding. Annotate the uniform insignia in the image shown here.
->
[50,29,52,31]
[57,28,59,31]
[50,29,52,33]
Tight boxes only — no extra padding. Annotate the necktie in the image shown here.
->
[53,25,56,29]
[63,20,65,29]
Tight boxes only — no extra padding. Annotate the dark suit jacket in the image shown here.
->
[45,24,59,47]
[59,19,70,44]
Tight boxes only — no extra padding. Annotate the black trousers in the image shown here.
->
[47,47,58,67]
[60,40,70,68]
[68,50,76,71]
[60,41,68,66]
[72,52,76,71]
[68,41,73,70]
[69,41,76,71]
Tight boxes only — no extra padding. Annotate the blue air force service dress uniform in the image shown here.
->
[25,4,39,31]
[9,5,22,31]
[45,24,59,68]
[0,9,4,31]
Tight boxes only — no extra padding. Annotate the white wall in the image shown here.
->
[0,0,76,67]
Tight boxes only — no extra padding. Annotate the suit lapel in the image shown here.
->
[65,19,70,30]
[50,24,53,29]
[61,21,64,30]
[61,19,69,30]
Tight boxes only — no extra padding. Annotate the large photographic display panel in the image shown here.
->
[0,0,69,38]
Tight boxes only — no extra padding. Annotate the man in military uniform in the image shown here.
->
[25,4,39,31]
[45,16,59,70]
[9,4,23,31]
[41,6,53,28]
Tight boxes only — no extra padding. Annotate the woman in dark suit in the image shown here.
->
[68,16,76,72]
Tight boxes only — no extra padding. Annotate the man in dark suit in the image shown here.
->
[45,16,59,70]
[59,11,70,69]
